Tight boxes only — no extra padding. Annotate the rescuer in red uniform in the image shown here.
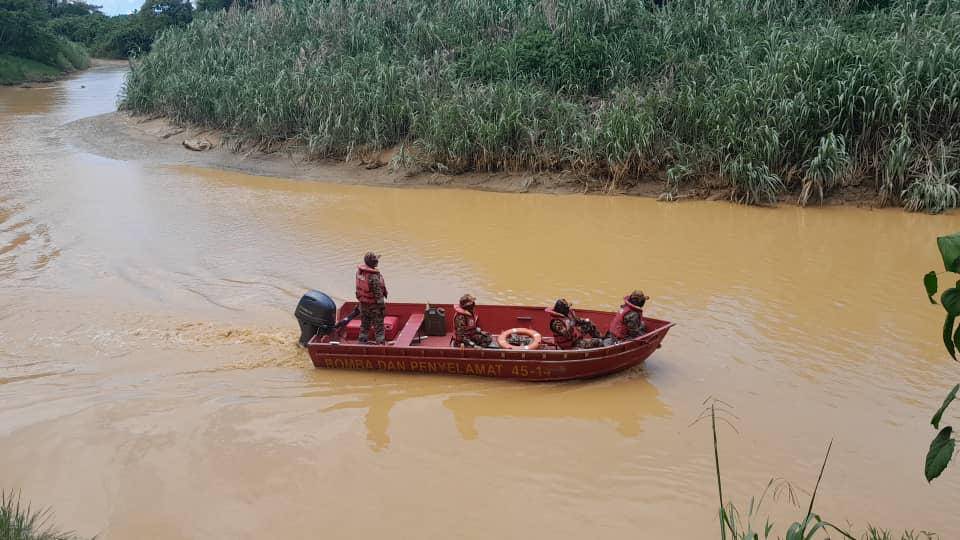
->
[452,294,494,348]
[608,290,649,342]
[356,252,388,344]
[545,298,603,349]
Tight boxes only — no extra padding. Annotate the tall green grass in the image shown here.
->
[123,0,960,212]
[0,490,81,540]
[698,401,940,540]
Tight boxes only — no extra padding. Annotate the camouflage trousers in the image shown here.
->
[575,320,604,349]
[472,331,495,348]
[575,337,605,349]
[359,302,386,344]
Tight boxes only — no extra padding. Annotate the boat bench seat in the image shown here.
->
[344,316,402,341]
[393,313,425,347]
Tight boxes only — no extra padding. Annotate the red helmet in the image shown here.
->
[363,252,379,267]
[459,294,476,308]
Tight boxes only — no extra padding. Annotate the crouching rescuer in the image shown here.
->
[452,294,495,348]
[546,298,604,349]
[608,290,649,342]
[356,252,388,344]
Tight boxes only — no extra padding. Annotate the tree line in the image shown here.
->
[1,0,255,71]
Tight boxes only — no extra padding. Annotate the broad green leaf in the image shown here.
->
[955,325,960,362]
[785,522,803,540]
[925,271,938,303]
[924,426,955,482]
[944,314,957,360]
[941,288,960,315]
[937,233,960,272]
[932,384,960,429]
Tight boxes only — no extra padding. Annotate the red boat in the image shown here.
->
[297,292,674,382]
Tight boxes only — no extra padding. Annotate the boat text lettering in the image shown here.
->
[322,358,519,377]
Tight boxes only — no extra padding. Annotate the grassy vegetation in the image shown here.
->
[120,0,960,211]
[0,45,87,85]
[699,401,940,540]
[0,490,82,540]
[0,54,63,85]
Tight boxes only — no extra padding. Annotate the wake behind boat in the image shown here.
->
[295,292,674,382]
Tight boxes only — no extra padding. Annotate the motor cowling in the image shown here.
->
[295,290,337,346]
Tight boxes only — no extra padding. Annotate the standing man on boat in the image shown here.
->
[545,298,603,349]
[356,252,388,344]
[452,294,494,348]
[607,290,649,343]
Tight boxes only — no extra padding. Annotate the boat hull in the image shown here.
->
[306,303,673,382]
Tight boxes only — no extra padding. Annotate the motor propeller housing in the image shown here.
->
[295,290,337,346]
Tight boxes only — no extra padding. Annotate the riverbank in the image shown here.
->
[69,111,885,205]
[66,111,661,197]
[0,54,71,86]
[120,0,960,212]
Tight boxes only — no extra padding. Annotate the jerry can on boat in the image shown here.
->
[422,304,447,336]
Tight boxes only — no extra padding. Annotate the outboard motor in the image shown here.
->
[295,290,337,346]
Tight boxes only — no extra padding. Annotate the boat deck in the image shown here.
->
[333,321,563,348]
[327,301,608,350]
[307,302,674,381]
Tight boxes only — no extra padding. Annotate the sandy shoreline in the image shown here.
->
[63,111,660,196]
[65,111,879,205]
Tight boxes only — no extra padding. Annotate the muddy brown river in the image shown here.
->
[2,63,960,538]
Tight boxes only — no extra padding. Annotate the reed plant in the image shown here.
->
[903,142,960,213]
[801,133,850,206]
[123,0,960,210]
[863,529,938,540]
[696,401,941,540]
[0,490,82,540]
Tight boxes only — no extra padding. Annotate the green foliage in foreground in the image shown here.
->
[921,232,960,482]
[700,401,940,540]
[0,490,82,540]
[124,0,960,210]
[862,530,938,540]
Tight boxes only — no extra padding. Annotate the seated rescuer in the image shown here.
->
[356,251,388,344]
[452,294,494,348]
[545,298,603,349]
[608,290,649,342]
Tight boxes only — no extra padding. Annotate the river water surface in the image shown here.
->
[2,64,959,538]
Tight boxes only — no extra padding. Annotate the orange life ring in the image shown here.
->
[497,328,542,350]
